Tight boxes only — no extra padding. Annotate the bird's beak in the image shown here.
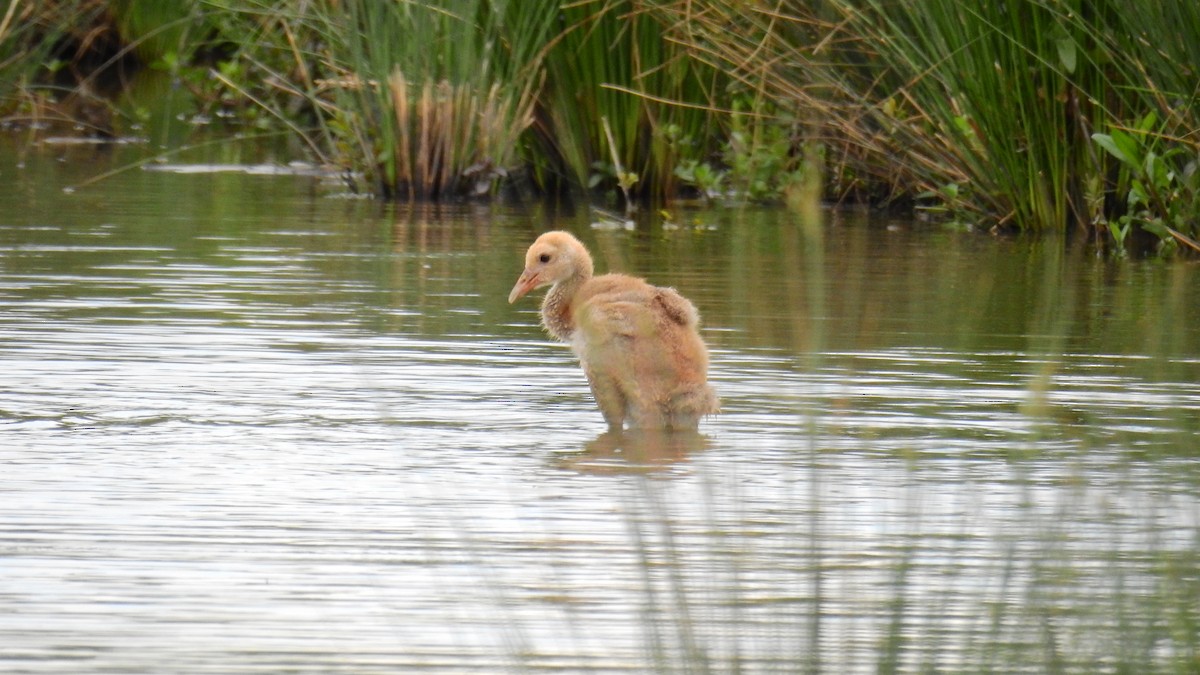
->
[508,270,540,303]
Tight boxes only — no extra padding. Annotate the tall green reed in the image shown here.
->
[301,0,556,198]
[11,0,1197,236]
[660,0,1200,244]
[1087,1,1200,250]
[108,0,208,64]
[854,0,1115,230]
[276,0,730,201]
[0,0,95,111]
[537,0,727,202]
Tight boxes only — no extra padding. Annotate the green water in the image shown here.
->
[1,139,1198,673]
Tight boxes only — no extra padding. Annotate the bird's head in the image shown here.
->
[508,231,594,303]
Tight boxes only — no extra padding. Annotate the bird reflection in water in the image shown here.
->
[554,429,712,475]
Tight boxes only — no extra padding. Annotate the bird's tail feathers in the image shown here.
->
[666,383,720,428]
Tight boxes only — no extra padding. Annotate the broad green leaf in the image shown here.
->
[1092,133,1132,166]
[1056,37,1077,74]
[1141,219,1169,239]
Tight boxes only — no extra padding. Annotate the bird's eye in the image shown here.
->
[539,253,551,263]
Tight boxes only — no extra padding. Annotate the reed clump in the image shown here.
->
[295,0,553,200]
[658,0,1200,249]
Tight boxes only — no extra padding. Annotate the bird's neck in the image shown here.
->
[541,273,588,342]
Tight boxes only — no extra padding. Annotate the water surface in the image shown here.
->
[2,142,1198,673]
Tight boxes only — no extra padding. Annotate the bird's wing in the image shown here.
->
[575,284,699,342]
[649,287,699,327]
[575,297,652,342]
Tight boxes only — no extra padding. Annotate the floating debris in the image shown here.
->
[40,136,146,146]
[141,162,340,177]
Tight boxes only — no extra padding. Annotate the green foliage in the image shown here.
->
[107,0,208,64]
[671,105,812,204]
[724,109,807,202]
[916,181,977,230]
[673,159,723,201]
[6,0,1200,244]
[1093,113,1200,254]
[0,1,95,109]
[659,0,1200,246]
[280,0,558,198]
[537,0,726,201]
[820,0,1113,230]
[248,0,731,201]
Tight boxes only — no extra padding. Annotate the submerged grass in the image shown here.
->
[600,431,1200,671]
[572,221,1200,672]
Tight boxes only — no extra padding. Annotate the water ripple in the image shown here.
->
[1,203,1197,672]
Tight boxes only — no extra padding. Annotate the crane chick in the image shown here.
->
[508,231,718,430]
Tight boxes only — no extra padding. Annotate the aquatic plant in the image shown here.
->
[535,0,727,203]
[0,1,98,120]
[1087,1,1200,250]
[0,0,243,138]
[223,0,730,201]
[671,104,811,204]
[107,0,208,64]
[6,0,1199,245]
[295,0,556,198]
[657,0,1200,246]
[1093,113,1200,255]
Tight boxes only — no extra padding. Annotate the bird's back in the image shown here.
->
[572,274,717,428]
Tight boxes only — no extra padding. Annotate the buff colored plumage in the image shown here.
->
[508,231,718,430]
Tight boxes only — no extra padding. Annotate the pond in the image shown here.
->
[2,139,1198,673]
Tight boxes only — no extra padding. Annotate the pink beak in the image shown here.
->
[507,270,540,303]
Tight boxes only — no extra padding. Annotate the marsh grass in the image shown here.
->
[11,0,715,196]
[7,0,1200,241]
[295,0,554,198]
[251,0,734,201]
[659,0,1200,243]
[0,1,97,116]
[108,0,208,64]
[536,0,728,202]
